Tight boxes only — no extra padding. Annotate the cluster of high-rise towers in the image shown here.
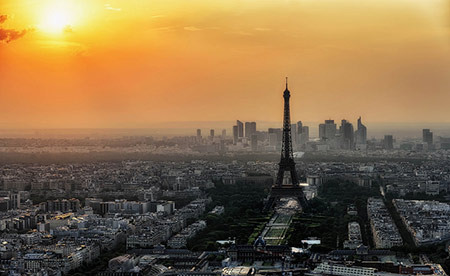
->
[317,117,367,150]
[231,120,311,151]
[227,117,368,151]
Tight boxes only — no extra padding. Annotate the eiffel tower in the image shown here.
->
[265,78,308,210]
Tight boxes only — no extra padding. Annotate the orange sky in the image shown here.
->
[0,0,449,129]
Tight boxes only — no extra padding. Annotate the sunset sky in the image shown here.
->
[1,0,449,129]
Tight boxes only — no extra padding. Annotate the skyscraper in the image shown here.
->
[251,134,258,151]
[221,129,226,139]
[291,123,297,145]
[296,121,303,145]
[355,116,367,145]
[245,122,251,138]
[210,129,215,139]
[268,132,278,147]
[196,129,202,142]
[319,120,336,141]
[423,129,433,145]
[319,124,325,140]
[297,121,303,132]
[232,125,238,144]
[245,122,256,138]
[301,126,309,144]
[268,128,282,148]
[383,135,394,150]
[236,120,244,138]
[340,119,354,149]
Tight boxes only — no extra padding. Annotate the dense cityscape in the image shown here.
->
[0,85,449,276]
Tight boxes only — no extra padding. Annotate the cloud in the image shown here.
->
[153,26,177,32]
[228,31,254,36]
[104,4,121,12]
[0,14,29,43]
[0,29,27,42]
[254,27,272,32]
[0,15,7,24]
[36,40,88,56]
[184,26,202,32]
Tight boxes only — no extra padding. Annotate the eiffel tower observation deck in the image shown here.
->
[265,78,308,211]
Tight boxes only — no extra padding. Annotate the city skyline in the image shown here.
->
[1,1,450,275]
[1,120,450,140]
[1,0,450,128]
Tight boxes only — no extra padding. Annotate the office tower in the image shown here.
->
[291,123,297,145]
[221,129,226,139]
[196,129,202,142]
[384,135,394,150]
[251,134,258,151]
[297,121,303,133]
[220,140,226,153]
[325,120,337,139]
[245,122,251,138]
[300,126,309,144]
[245,121,256,138]
[269,132,278,147]
[236,120,244,138]
[296,121,303,145]
[319,124,325,140]
[423,129,433,145]
[319,120,336,141]
[340,119,354,149]
[210,129,215,139]
[268,128,282,148]
[250,122,256,136]
[339,119,345,133]
[355,116,367,145]
[232,125,238,144]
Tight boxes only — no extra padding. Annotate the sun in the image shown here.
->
[39,3,76,34]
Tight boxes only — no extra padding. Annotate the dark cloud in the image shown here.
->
[0,14,29,43]
[0,15,7,24]
[0,29,27,42]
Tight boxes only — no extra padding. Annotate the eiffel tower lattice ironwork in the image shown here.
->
[265,78,308,210]
[276,78,298,187]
